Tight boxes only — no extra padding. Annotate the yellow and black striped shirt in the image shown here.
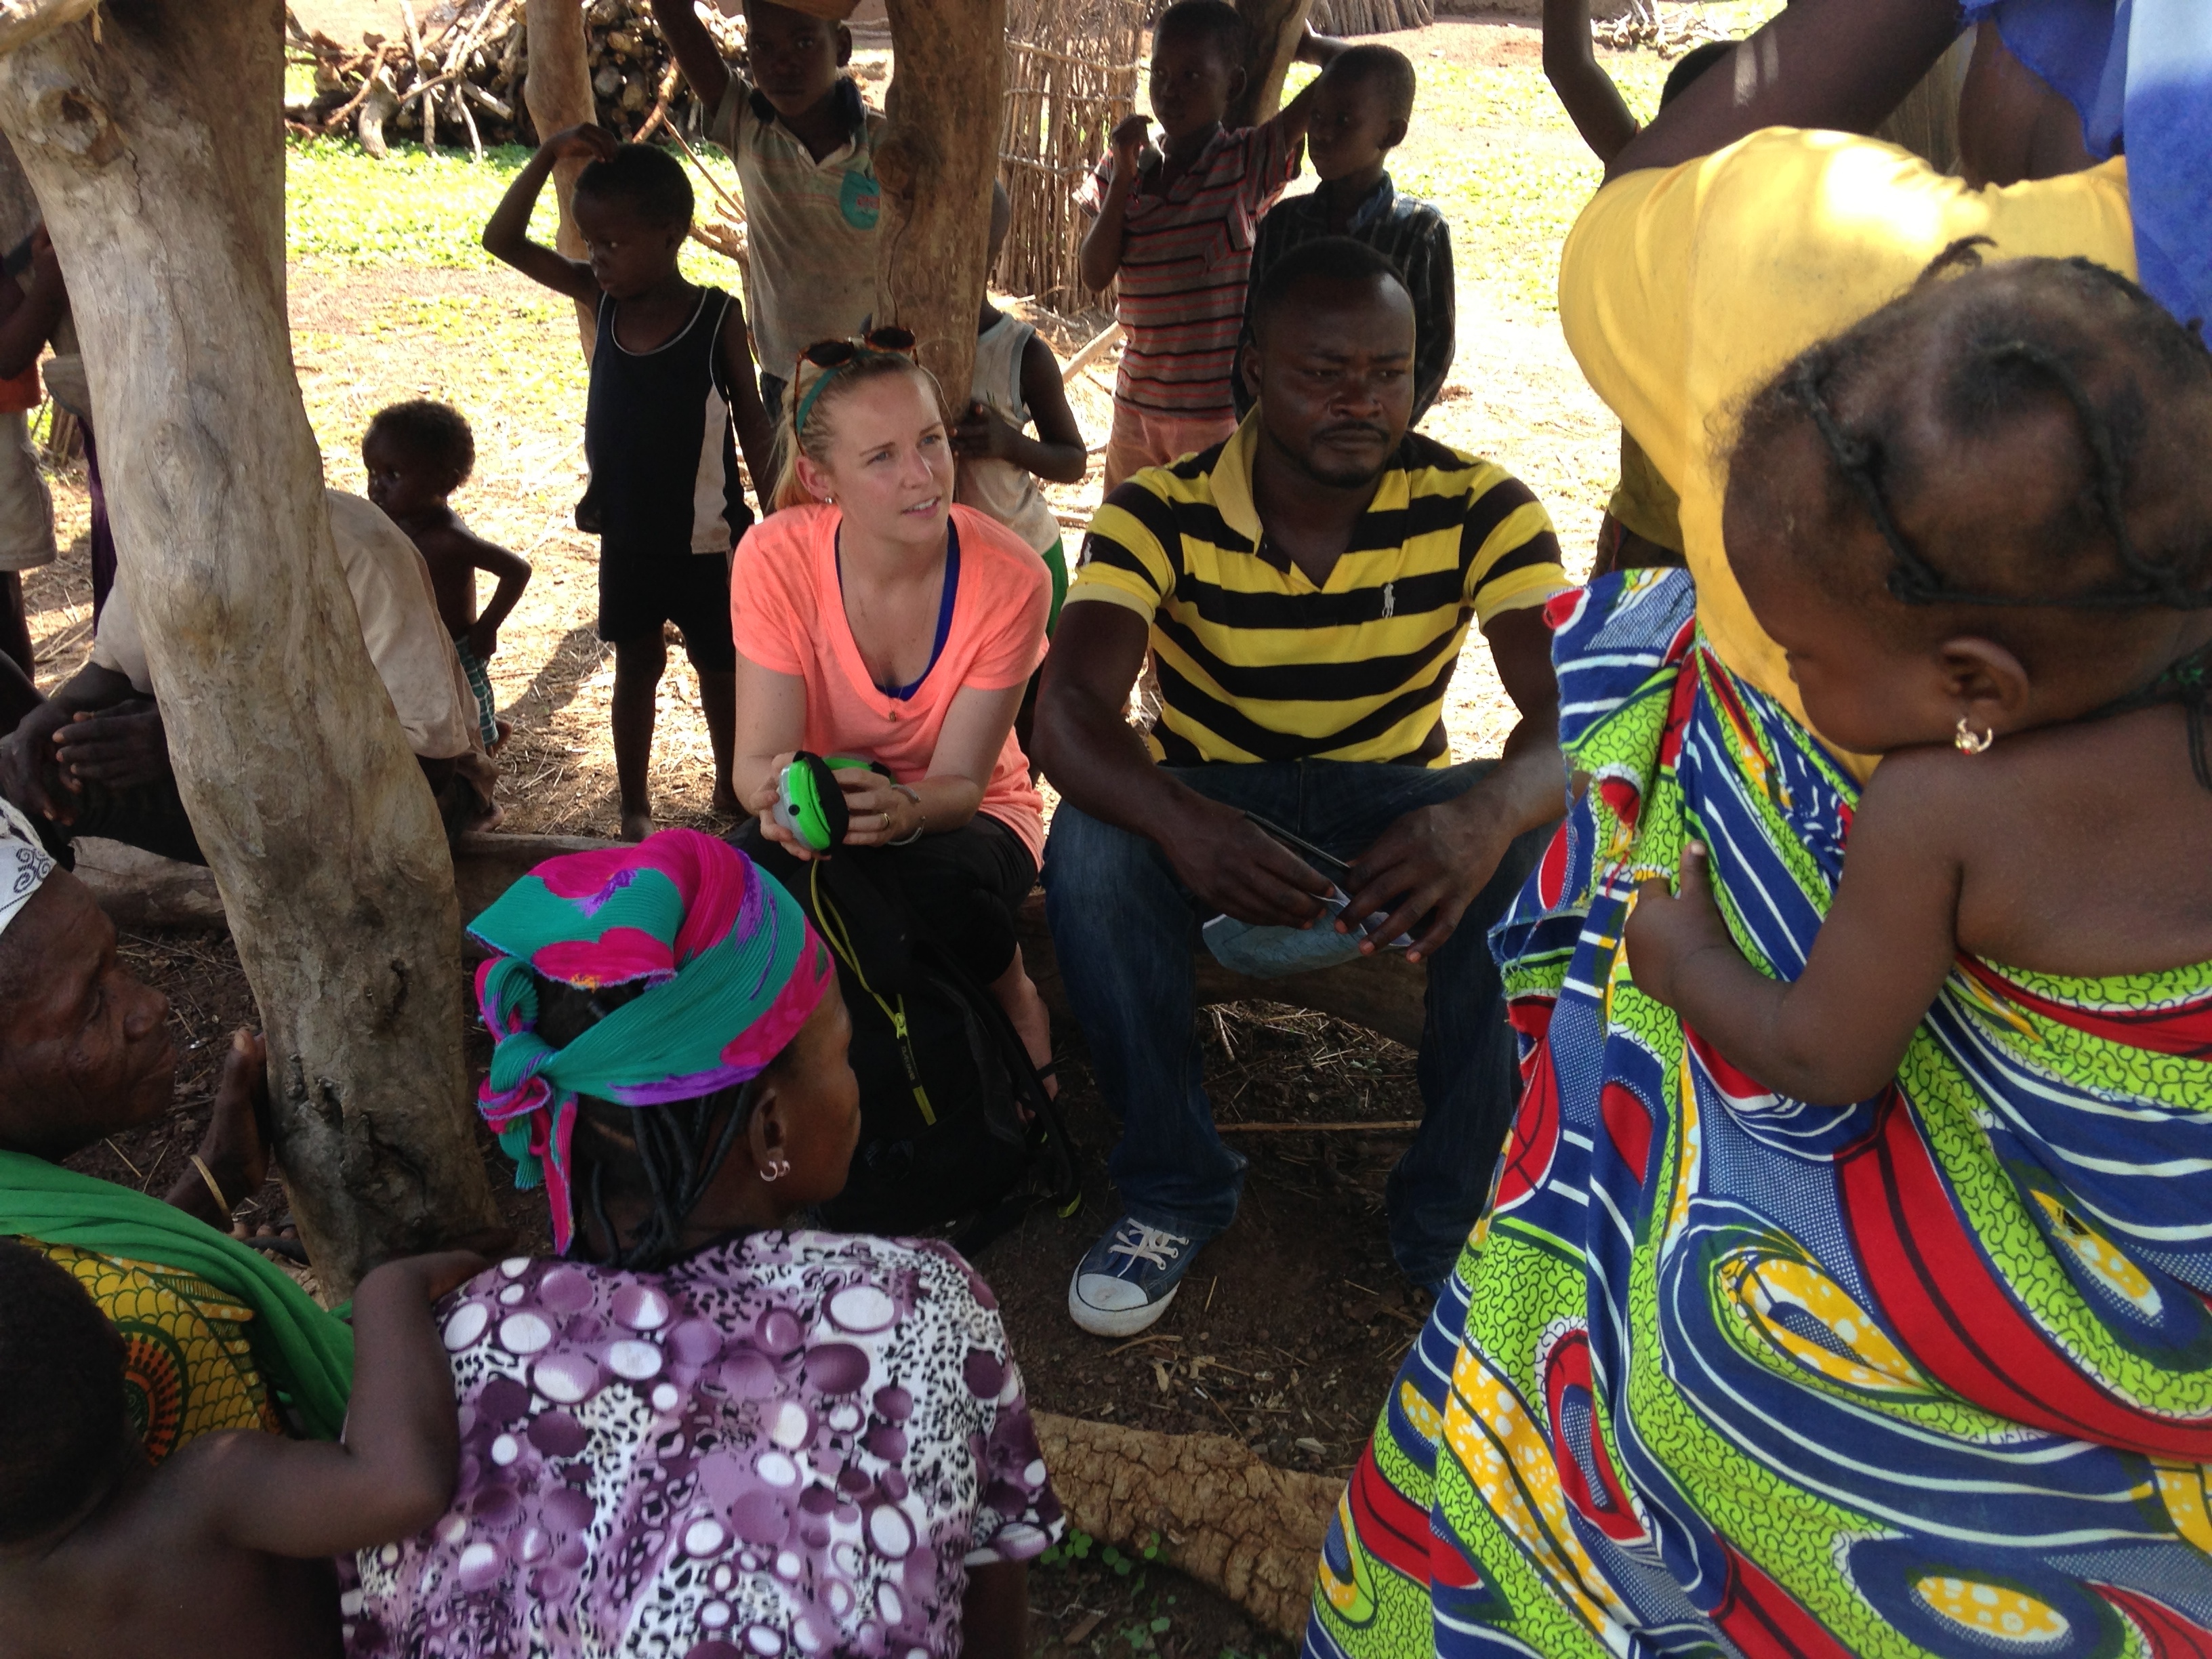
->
[1067,417,1568,766]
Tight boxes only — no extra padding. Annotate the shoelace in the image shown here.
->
[1107,1223,1188,1271]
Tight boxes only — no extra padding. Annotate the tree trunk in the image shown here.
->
[525,0,598,354]
[876,0,1004,413]
[0,0,500,1297]
[1228,0,1315,129]
[1033,1414,1342,1641]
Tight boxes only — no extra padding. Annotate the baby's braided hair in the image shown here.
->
[1733,247,2212,779]
[1779,247,2209,613]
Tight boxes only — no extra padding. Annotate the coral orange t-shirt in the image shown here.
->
[732,502,1051,864]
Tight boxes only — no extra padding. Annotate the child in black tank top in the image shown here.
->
[485,126,779,840]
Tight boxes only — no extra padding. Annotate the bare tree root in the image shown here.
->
[1033,1412,1343,1641]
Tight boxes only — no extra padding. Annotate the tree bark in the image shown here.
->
[876,0,1004,413]
[525,0,598,354]
[1034,1413,1342,1641]
[1228,0,1315,129]
[0,0,500,1296]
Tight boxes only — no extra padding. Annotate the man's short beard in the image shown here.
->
[1286,444,1390,490]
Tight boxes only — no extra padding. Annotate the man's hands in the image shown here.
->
[1160,796,1334,927]
[0,698,71,820]
[466,617,501,661]
[1622,840,1738,1010]
[52,702,170,794]
[0,699,173,823]
[1340,792,1519,965]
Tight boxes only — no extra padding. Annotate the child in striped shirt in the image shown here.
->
[1078,0,1343,490]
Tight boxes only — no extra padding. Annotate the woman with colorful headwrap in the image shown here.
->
[345,830,1061,1659]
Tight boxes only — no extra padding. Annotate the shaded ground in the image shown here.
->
[66,919,1404,1659]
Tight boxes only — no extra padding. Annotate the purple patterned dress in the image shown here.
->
[343,1230,1062,1658]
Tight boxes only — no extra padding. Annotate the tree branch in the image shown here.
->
[0,0,98,58]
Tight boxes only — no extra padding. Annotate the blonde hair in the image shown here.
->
[772,352,948,512]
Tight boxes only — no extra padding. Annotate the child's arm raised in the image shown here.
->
[1269,26,1351,146]
[171,1251,487,1557]
[1607,0,1957,180]
[466,535,532,661]
[951,334,1088,487]
[1542,0,1638,164]
[717,298,779,513]
[1078,115,1151,291]
[1623,752,1964,1104]
[482,126,618,304]
[647,0,733,113]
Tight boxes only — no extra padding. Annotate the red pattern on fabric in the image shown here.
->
[1841,1092,2212,1459]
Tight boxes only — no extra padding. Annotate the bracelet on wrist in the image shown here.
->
[888,783,926,846]
[189,1153,234,1217]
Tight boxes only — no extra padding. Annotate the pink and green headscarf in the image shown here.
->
[469,830,832,1254]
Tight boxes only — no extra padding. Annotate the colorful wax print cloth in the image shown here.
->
[21,1240,282,1460]
[1305,567,2212,1659]
[0,1149,355,1439]
[345,1229,1063,1659]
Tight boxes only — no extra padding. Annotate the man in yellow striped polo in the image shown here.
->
[1033,237,1571,1336]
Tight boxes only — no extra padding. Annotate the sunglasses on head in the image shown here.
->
[790,327,922,438]
[796,327,918,374]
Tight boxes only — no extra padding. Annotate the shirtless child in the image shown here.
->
[1625,254,2212,1105]
[0,1243,485,1659]
[364,400,531,754]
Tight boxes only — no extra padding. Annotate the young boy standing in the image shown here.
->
[363,399,532,755]
[651,0,883,410]
[485,128,777,841]
[1079,0,1345,490]
[1232,46,1455,423]
[952,183,1088,632]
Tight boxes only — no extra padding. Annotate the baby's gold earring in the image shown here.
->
[1954,715,1994,755]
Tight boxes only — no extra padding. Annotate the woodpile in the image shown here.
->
[284,0,746,159]
[1308,0,1434,33]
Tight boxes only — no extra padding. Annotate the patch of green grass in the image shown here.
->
[284,134,743,287]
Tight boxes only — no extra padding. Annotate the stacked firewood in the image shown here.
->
[1307,0,1434,33]
[284,0,747,159]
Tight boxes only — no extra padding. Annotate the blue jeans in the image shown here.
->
[1043,760,1549,1284]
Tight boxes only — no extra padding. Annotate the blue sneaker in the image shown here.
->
[1068,1215,1202,1336]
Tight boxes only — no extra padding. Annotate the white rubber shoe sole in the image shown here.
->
[1068,1267,1180,1338]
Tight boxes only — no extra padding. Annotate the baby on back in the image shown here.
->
[1626,252,2212,1103]
[0,1242,482,1658]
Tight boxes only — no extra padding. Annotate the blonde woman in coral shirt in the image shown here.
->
[731,340,1057,1087]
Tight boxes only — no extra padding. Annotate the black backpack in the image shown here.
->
[794,853,1080,1251]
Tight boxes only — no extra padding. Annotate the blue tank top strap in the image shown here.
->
[836,517,962,701]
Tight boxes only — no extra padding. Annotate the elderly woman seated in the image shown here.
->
[346,830,1059,1659]
[0,798,352,1452]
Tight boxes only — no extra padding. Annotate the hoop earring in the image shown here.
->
[1954,715,1994,755]
[760,1154,792,1183]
